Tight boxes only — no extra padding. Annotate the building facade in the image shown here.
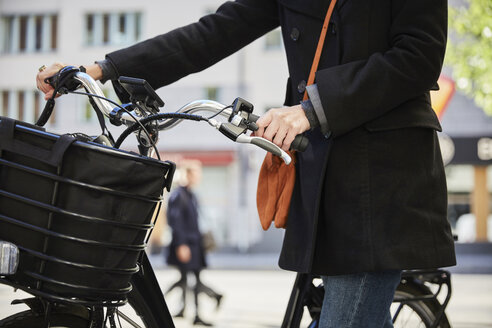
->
[0,0,289,251]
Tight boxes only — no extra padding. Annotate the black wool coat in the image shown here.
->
[107,0,456,275]
[166,186,206,271]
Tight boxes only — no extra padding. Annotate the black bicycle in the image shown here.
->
[0,66,301,328]
[0,66,451,328]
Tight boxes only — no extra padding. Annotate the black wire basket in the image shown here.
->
[0,117,175,306]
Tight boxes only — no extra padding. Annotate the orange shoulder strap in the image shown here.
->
[303,0,338,101]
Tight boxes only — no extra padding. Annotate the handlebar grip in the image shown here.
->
[249,113,260,122]
[291,134,309,152]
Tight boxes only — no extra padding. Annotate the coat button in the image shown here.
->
[290,28,300,41]
[297,80,306,93]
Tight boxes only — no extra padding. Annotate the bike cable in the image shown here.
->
[114,112,208,149]
[68,90,164,160]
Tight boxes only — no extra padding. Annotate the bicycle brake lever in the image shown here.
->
[236,135,292,165]
[208,119,291,164]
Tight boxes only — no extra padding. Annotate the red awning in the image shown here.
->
[158,150,235,166]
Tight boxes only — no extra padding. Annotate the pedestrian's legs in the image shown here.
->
[193,270,200,315]
[318,270,401,328]
[165,269,188,316]
[191,270,220,326]
[194,270,223,304]
[179,269,188,314]
[165,269,187,294]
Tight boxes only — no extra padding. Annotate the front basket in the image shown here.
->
[0,117,175,305]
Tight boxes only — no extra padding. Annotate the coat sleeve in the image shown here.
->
[315,0,447,137]
[106,0,279,89]
[167,190,187,246]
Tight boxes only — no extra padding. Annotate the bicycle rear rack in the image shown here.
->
[395,269,452,328]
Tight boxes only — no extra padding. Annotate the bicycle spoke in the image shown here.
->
[115,309,143,328]
[392,303,404,323]
[392,302,432,328]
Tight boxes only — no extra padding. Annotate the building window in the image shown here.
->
[205,87,219,101]
[84,12,142,46]
[86,14,94,45]
[0,14,58,54]
[17,91,25,121]
[264,29,282,50]
[204,7,216,15]
[50,15,57,50]
[0,90,49,124]
[103,14,110,44]
[34,91,42,120]
[35,16,43,50]
[1,91,9,117]
[19,16,28,51]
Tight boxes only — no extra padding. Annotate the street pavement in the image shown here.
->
[155,268,492,328]
[0,250,491,327]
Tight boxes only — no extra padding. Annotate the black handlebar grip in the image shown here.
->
[290,134,309,152]
[249,113,260,122]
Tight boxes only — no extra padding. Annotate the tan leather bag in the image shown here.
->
[256,151,296,230]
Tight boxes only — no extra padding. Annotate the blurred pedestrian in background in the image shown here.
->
[165,160,222,326]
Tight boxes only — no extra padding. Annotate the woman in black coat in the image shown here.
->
[165,161,222,326]
[37,0,456,326]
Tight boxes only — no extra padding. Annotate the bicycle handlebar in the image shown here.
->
[49,68,304,164]
[73,72,116,118]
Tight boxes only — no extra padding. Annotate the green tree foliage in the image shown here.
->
[446,0,492,115]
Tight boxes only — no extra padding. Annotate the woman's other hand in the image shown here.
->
[36,62,65,100]
[36,62,103,100]
[255,104,310,151]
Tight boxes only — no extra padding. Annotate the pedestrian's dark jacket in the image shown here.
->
[107,0,456,275]
[166,186,206,271]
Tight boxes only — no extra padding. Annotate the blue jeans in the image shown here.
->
[319,270,401,328]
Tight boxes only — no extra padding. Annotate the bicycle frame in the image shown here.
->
[128,253,175,328]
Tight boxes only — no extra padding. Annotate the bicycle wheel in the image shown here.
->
[0,306,159,328]
[392,282,450,328]
[0,298,159,328]
[0,310,89,328]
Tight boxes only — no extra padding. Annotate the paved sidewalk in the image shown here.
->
[1,244,491,327]
[1,269,491,327]
[155,270,492,328]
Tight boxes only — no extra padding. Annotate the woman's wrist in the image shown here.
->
[85,63,103,81]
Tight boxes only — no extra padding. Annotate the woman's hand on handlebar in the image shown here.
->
[36,62,103,100]
[255,104,310,151]
[36,62,65,100]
